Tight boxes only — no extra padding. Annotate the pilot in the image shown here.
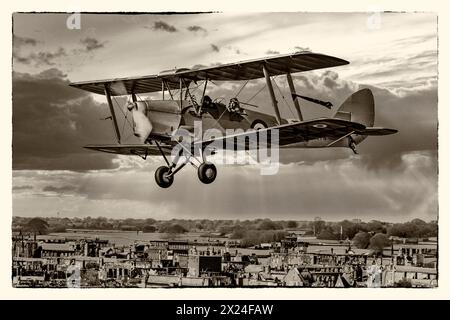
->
[202,95,214,109]
[228,97,243,114]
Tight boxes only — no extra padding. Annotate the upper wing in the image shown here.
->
[69,74,184,96]
[195,118,366,149]
[84,144,173,156]
[177,52,349,81]
[69,52,348,96]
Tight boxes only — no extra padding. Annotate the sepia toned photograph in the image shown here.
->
[11,12,438,289]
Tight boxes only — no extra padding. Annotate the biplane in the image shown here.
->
[70,51,397,188]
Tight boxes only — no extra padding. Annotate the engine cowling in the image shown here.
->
[128,102,153,143]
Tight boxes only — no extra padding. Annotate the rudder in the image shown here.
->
[333,88,375,127]
[333,88,375,145]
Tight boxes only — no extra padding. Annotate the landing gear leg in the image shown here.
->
[155,141,219,187]
[349,136,358,154]
[154,142,187,188]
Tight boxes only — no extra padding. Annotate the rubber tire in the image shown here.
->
[251,120,268,130]
[197,162,217,184]
[155,166,174,188]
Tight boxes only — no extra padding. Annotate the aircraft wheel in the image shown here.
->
[251,120,268,130]
[198,162,217,184]
[155,166,174,188]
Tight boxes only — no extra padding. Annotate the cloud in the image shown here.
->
[12,149,437,221]
[13,47,67,67]
[392,33,436,47]
[294,46,311,52]
[265,50,280,55]
[12,68,126,171]
[191,64,207,69]
[187,25,207,33]
[13,35,38,47]
[149,20,178,33]
[210,44,220,52]
[223,45,244,55]
[200,67,437,170]
[12,185,33,191]
[11,48,437,221]
[12,68,437,221]
[43,185,77,193]
[80,37,105,52]
[345,49,437,90]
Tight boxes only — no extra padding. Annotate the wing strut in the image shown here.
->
[286,72,304,121]
[104,84,121,144]
[326,131,355,147]
[262,64,282,125]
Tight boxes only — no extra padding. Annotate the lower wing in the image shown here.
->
[195,118,391,149]
[83,119,397,155]
[83,143,172,156]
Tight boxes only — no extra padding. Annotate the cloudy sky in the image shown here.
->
[12,12,438,222]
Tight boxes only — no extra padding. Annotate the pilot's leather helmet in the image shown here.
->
[203,95,212,104]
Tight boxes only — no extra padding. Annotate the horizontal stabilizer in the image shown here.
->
[359,127,398,136]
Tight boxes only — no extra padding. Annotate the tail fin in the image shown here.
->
[333,88,375,127]
[334,88,375,144]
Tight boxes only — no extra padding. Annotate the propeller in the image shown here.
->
[129,99,153,143]
[109,81,153,143]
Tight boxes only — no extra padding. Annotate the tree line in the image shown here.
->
[12,216,436,244]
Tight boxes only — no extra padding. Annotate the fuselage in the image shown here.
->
[138,99,355,150]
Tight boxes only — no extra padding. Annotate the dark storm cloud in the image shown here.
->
[265,50,280,55]
[187,25,207,33]
[358,85,437,170]
[80,37,105,52]
[210,44,220,52]
[293,71,436,164]
[12,68,121,171]
[149,20,178,33]
[13,47,67,67]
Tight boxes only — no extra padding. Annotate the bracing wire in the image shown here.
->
[121,104,129,137]
[272,76,296,119]
[234,79,250,98]
[245,82,267,104]
[112,96,134,131]
[210,108,229,131]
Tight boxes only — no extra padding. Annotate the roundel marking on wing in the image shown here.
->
[313,123,328,128]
